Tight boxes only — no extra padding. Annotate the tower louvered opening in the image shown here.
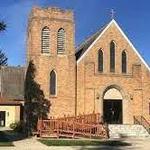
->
[57,28,65,54]
[41,27,50,53]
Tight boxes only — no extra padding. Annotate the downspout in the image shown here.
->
[75,61,77,116]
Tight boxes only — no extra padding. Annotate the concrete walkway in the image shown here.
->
[0,137,150,150]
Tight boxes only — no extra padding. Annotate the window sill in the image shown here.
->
[49,95,57,98]
[97,71,103,74]
[41,53,50,56]
[57,54,66,56]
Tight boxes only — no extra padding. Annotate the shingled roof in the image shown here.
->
[0,66,25,100]
[75,23,108,60]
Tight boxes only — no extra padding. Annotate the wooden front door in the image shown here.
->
[0,111,6,127]
[103,100,122,124]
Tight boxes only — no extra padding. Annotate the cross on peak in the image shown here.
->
[110,9,115,19]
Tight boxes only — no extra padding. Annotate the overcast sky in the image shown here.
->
[0,0,150,66]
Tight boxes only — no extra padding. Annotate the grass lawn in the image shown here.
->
[39,139,132,146]
[0,131,14,146]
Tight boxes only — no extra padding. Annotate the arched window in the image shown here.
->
[50,70,56,95]
[41,26,50,53]
[122,50,127,73]
[57,28,65,54]
[110,41,115,72]
[98,49,103,72]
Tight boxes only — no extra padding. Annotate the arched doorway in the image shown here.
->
[103,87,123,124]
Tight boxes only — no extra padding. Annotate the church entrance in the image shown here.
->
[103,87,123,124]
[103,100,122,124]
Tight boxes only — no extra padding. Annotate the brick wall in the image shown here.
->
[27,7,150,124]
[77,23,150,124]
[27,7,76,117]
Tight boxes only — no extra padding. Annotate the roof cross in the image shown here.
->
[110,9,115,19]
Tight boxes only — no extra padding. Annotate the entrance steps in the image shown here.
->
[108,124,150,138]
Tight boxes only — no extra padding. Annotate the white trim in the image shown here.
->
[77,20,112,64]
[77,19,150,72]
[113,20,150,71]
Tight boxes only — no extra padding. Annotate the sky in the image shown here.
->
[0,0,150,66]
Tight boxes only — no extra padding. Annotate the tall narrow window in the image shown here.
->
[149,103,150,115]
[122,50,127,73]
[50,70,56,95]
[98,49,103,72]
[110,41,115,72]
[57,28,65,54]
[41,26,50,53]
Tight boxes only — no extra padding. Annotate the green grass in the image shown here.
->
[0,131,14,146]
[39,139,132,146]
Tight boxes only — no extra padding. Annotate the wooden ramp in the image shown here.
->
[37,113,108,139]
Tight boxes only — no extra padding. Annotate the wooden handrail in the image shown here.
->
[37,113,108,138]
[38,119,108,138]
[50,113,102,124]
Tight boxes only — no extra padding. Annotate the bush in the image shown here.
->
[10,121,24,132]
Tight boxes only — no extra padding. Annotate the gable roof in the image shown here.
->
[75,24,107,60]
[76,19,150,72]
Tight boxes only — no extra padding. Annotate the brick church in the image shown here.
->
[27,7,150,125]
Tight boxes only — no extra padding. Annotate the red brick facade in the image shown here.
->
[27,7,150,124]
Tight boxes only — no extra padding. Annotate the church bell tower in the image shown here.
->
[27,7,76,117]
